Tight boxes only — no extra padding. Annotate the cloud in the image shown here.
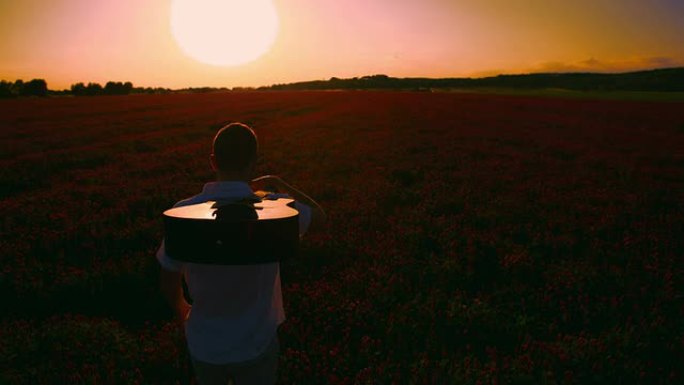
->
[530,56,684,73]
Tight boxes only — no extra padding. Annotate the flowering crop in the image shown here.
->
[1,91,682,384]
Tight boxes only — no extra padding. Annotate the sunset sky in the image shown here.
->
[1,0,683,90]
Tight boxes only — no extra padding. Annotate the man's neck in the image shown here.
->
[215,172,250,183]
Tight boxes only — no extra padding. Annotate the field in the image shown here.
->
[445,88,684,102]
[1,91,682,384]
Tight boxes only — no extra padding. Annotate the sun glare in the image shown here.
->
[170,0,279,67]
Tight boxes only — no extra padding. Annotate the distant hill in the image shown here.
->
[261,68,684,92]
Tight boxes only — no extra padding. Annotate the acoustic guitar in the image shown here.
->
[163,191,299,265]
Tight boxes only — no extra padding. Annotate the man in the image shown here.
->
[157,122,326,385]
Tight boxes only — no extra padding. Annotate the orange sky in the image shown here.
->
[1,0,683,89]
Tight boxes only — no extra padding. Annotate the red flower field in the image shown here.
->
[0,91,682,384]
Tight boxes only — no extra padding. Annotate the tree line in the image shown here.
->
[0,79,48,97]
[4,67,682,98]
[1,79,172,98]
[68,81,171,96]
[264,68,684,92]
[70,81,132,96]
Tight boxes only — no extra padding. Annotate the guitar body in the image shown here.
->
[163,193,299,265]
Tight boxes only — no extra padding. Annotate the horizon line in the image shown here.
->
[2,66,682,92]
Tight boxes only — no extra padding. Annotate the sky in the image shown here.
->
[1,0,683,89]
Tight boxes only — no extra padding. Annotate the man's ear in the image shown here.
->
[210,154,218,171]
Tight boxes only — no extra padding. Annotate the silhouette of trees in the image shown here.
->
[104,81,133,95]
[85,82,103,96]
[70,82,103,96]
[0,79,48,97]
[11,80,24,95]
[23,79,48,96]
[10,79,170,96]
[0,80,12,97]
[3,68,682,98]
[70,82,86,96]
[131,86,171,94]
[264,68,684,92]
[69,81,136,96]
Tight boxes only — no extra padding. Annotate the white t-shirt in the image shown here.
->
[156,181,312,364]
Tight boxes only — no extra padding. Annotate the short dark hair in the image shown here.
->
[212,122,258,172]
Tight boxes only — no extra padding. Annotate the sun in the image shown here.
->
[170,0,279,67]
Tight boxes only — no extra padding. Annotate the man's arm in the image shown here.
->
[159,268,191,323]
[251,175,327,231]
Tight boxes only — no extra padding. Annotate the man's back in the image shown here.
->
[158,180,311,364]
[183,262,284,363]
[157,122,325,385]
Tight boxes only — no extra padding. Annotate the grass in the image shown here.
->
[1,91,682,384]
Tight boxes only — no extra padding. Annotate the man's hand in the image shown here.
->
[176,301,191,323]
[251,175,327,232]
[160,269,191,324]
